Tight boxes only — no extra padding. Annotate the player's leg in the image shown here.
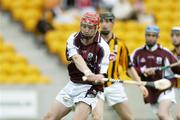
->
[112,101,133,120]
[105,82,134,120]
[176,88,180,120]
[176,104,180,120]
[43,81,75,120]
[43,100,71,120]
[156,89,175,120]
[157,99,173,120]
[73,102,91,120]
[92,99,104,120]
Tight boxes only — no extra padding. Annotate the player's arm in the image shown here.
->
[66,33,93,76]
[121,44,142,82]
[127,66,149,97]
[127,67,141,82]
[128,51,149,97]
[83,39,110,83]
[72,54,93,76]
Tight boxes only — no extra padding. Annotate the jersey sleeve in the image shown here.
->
[66,33,78,60]
[119,42,132,69]
[99,39,110,74]
[131,50,144,75]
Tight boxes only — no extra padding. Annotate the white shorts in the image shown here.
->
[151,88,176,114]
[56,81,104,110]
[104,82,128,106]
[175,88,180,104]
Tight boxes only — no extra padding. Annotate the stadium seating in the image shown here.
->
[0,0,44,32]
[0,34,51,84]
[0,0,179,64]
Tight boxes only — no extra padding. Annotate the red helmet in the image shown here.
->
[81,12,100,28]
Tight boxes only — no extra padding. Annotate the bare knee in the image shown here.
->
[157,112,168,120]
[92,113,103,120]
[120,114,133,120]
[177,115,180,120]
[43,112,58,120]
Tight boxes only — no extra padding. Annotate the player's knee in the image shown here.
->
[120,114,133,120]
[157,112,167,120]
[43,112,57,120]
[176,115,180,120]
[92,113,103,120]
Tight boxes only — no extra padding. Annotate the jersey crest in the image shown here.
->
[87,52,94,61]
[156,57,162,65]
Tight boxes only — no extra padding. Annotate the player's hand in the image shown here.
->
[84,74,104,84]
[144,68,156,76]
[139,85,149,98]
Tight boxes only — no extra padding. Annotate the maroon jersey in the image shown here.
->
[66,32,110,85]
[132,44,178,104]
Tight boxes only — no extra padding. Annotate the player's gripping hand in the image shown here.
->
[139,85,149,98]
[83,74,104,84]
[144,67,156,76]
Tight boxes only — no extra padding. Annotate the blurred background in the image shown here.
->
[0,0,179,119]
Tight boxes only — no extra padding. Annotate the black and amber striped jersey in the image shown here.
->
[105,34,132,87]
[172,49,180,88]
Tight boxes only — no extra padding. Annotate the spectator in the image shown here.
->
[133,0,155,24]
[112,0,137,21]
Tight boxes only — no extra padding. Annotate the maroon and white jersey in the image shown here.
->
[132,44,179,104]
[66,32,110,84]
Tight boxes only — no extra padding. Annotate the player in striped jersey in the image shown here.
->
[171,26,180,120]
[92,12,148,120]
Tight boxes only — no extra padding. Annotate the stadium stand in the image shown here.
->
[0,34,51,84]
[0,0,179,65]
[1,0,179,119]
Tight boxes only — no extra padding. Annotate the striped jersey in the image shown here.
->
[172,49,180,88]
[104,34,132,87]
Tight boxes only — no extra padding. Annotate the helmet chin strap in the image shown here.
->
[100,30,110,36]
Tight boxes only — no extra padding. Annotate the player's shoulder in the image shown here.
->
[113,34,126,45]
[67,32,78,43]
[99,36,108,46]
[132,46,145,54]
[159,45,175,56]
[68,32,78,39]
[99,37,110,52]
[160,45,171,52]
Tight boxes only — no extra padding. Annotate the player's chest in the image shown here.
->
[138,52,164,66]
[78,45,99,62]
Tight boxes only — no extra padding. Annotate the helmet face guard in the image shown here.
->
[81,12,100,28]
[145,25,160,36]
[80,12,100,39]
[145,25,160,47]
[100,12,115,23]
[100,12,115,35]
[171,27,180,36]
[171,27,180,47]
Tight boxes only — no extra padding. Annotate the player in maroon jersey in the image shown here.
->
[171,26,180,120]
[132,25,179,120]
[43,12,110,120]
